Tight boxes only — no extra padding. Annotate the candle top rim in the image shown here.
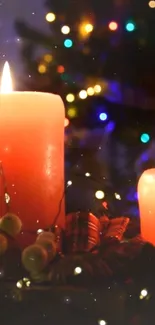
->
[0,91,61,98]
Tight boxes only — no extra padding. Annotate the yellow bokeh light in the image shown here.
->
[85,23,94,33]
[45,12,56,22]
[79,90,87,99]
[16,280,23,289]
[94,84,102,93]
[44,54,53,63]
[66,93,75,103]
[95,190,105,199]
[67,107,77,118]
[149,0,155,8]
[38,64,47,74]
[61,25,70,34]
[79,22,94,39]
[87,87,95,96]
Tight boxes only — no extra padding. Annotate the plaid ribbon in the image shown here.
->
[104,217,130,241]
[66,212,100,253]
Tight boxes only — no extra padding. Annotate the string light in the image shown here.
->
[115,193,121,200]
[74,266,82,275]
[94,84,102,93]
[85,172,91,177]
[38,64,47,74]
[44,54,53,63]
[87,87,95,96]
[85,23,94,33]
[67,180,72,186]
[98,320,107,325]
[79,22,94,38]
[66,93,75,103]
[108,21,118,31]
[125,21,135,32]
[95,190,105,199]
[140,288,148,299]
[79,90,87,99]
[99,113,108,121]
[140,133,150,143]
[64,39,73,48]
[57,65,65,73]
[45,12,56,22]
[148,1,155,8]
[16,280,23,289]
[67,107,77,118]
[61,25,70,34]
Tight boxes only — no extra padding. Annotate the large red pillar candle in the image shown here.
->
[0,62,65,231]
[138,168,155,245]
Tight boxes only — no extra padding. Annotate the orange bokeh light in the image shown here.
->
[57,65,65,73]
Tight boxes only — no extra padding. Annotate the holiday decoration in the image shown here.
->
[0,213,22,258]
[65,212,100,253]
[138,168,155,245]
[104,217,130,241]
[36,233,57,261]
[22,244,48,273]
[0,213,22,237]
[0,62,65,231]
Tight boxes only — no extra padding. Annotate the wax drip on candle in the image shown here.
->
[0,61,13,93]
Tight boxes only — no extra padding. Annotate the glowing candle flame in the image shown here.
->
[1,61,13,93]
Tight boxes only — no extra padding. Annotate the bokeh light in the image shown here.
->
[94,84,102,93]
[61,25,70,34]
[45,12,56,22]
[64,39,73,48]
[140,133,150,143]
[149,1,155,8]
[67,107,77,118]
[44,54,53,63]
[64,118,70,127]
[85,23,94,33]
[66,93,75,103]
[141,289,148,297]
[99,113,108,121]
[95,190,105,199]
[79,22,94,39]
[108,21,118,31]
[87,87,95,96]
[38,64,47,74]
[98,320,107,325]
[57,65,65,73]
[79,90,88,99]
[74,266,82,275]
[125,22,135,32]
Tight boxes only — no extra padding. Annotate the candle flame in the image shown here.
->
[1,61,13,93]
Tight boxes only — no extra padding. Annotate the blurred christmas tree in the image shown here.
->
[14,0,155,217]
[15,0,155,108]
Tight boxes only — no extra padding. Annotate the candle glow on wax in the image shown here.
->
[0,62,65,232]
[0,61,13,93]
[138,169,155,245]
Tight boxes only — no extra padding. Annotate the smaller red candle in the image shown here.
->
[138,169,155,245]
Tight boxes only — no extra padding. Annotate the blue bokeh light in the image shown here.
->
[64,39,73,48]
[126,22,135,32]
[99,113,108,121]
[140,133,150,143]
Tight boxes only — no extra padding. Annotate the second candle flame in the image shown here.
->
[0,61,13,93]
